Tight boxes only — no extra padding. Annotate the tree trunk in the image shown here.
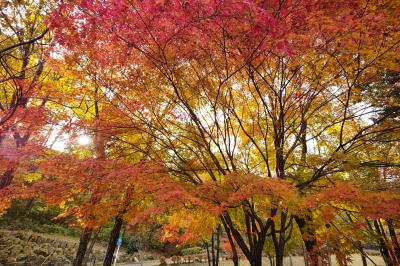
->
[373,220,393,266]
[74,227,93,266]
[354,240,367,266]
[304,238,319,266]
[248,253,262,266]
[387,219,400,259]
[211,230,215,266]
[295,215,319,266]
[215,225,221,266]
[360,253,367,266]
[268,255,273,266]
[222,221,239,266]
[272,221,284,266]
[221,212,270,266]
[346,213,367,266]
[205,241,211,266]
[272,216,287,266]
[0,169,14,189]
[87,231,98,262]
[275,247,284,266]
[103,215,124,266]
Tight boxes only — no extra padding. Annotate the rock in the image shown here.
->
[10,244,23,256]
[4,236,20,245]
[36,254,45,263]
[7,256,17,263]
[29,235,37,242]
[54,247,63,254]
[34,247,49,257]
[171,255,182,264]
[159,256,167,266]
[26,254,38,261]
[16,253,28,261]
[36,236,44,244]
[54,258,71,266]
[0,250,8,257]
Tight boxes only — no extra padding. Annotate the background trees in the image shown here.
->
[0,0,55,214]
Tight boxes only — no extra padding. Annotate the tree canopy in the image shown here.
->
[0,1,400,266]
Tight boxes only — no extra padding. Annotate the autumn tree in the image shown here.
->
[49,1,400,265]
[0,0,57,215]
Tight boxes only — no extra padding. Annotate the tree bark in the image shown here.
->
[387,219,400,259]
[268,255,273,266]
[272,220,285,266]
[103,215,124,266]
[355,241,367,266]
[360,252,367,266]
[211,230,215,266]
[373,220,393,266]
[205,241,211,266]
[74,227,93,266]
[87,231,98,262]
[221,212,268,266]
[294,215,319,266]
[346,213,367,266]
[0,169,14,189]
[222,221,239,266]
[215,225,221,266]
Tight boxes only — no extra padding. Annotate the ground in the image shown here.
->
[0,229,387,265]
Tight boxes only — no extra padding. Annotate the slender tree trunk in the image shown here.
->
[0,169,14,189]
[103,215,124,266]
[387,219,400,259]
[360,253,367,266]
[272,222,284,266]
[205,241,211,266]
[273,214,288,266]
[211,231,215,266]
[215,225,221,266]
[74,227,93,266]
[86,231,98,262]
[346,213,367,266]
[356,241,368,266]
[222,222,239,266]
[373,220,393,266]
[268,255,273,266]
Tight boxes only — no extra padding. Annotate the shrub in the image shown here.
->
[126,237,140,254]
[180,247,203,256]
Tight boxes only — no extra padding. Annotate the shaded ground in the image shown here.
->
[0,229,162,265]
[118,254,385,266]
[0,229,385,265]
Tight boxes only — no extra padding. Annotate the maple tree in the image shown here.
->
[0,0,57,215]
[46,0,400,265]
[0,1,399,266]
[37,51,172,265]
